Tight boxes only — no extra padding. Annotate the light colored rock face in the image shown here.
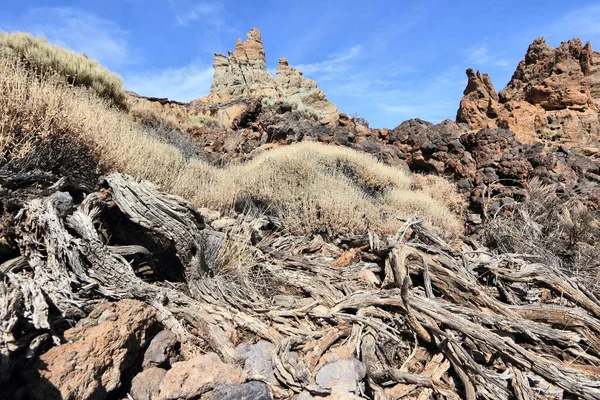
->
[208,28,277,104]
[195,28,340,126]
[457,37,600,146]
[275,57,340,124]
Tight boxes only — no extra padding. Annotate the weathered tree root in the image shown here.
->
[2,172,600,398]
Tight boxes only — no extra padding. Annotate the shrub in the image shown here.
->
[186,115,224,129]
[485,179,600,294]
[351,112,369,127]
[129,103,203,159]
[261,96,323,121]
[1,56,463,238]
[0,30,127,109]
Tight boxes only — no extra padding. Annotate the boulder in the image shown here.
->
[236,340,277,383]
[315,358,367,394]
[23,300,158,400]
[142,330,180,369]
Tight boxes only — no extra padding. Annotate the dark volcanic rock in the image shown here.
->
[207,381,272,400]
[185,99,600,228]
[142,330,180,369]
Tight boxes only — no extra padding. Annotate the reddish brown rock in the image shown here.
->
[457,37,600,146]
[131,367,167,400]
[456,68,501,129]
[157,352,246,400]
[24,300,157,400]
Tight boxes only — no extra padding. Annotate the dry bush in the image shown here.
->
[350,112,369,127]
[262,96,322,121]
[485,179,600,293]
[1,57,463,239]
[174,143,463,238]
[0,30,127,109]
[186,115,224,129]
[129,103,203,159]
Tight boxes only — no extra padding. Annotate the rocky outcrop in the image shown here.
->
[456,68,501,129]
[207,28,277,104]
[185,100,600,231]
[275,57,340,123]
[192,28,340,126]
[457,38,600,146]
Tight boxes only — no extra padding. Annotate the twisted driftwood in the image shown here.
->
[2,172,600,398]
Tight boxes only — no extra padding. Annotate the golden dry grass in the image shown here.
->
[0,30,127,109]
[0,56,464,238]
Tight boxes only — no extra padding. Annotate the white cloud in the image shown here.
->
[557,4,600,36]
[290,43,465,127]
[295,45,362,79]
[465,43,511,69]
[535,4,600,47]
[171,1,228,29]
[5,7,134,67]
[124,62,214,102]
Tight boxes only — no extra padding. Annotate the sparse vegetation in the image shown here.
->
[351,112,369,127]
[485,179,600,293]
[186,114,224,129]
[262,96,323,121]
[129,102,203,159]
[0,30,127,109]
[1,56,463,238]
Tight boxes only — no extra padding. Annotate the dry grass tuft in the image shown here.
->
[172,143,464,237]
[1,56,464,238]
[0,30,127,109]
[485,179,600,294]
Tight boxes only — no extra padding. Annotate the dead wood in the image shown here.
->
[2,172,600,398]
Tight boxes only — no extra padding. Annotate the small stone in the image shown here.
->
[198,208,221,223]
[143,330,179,369]
[315,358,366,394]
[236,340,276,383]
[316,392,363,400]
[467,213,482,224]
[357,270,380,286]
[207,381,272,400]
[272,294,295,308]
[297,391,315,400]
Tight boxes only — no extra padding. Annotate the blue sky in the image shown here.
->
[2,1,600,128]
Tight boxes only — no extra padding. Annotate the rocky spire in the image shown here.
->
[456,69,500,129]
[231,28,266,70]
[195,28,340,126]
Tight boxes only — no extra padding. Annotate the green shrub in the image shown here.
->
[0,31,127,109]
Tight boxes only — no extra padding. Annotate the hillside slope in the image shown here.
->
[2,32,600,400]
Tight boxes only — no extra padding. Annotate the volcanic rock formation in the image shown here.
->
[192,28,340,126]
[457,37,600,146]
